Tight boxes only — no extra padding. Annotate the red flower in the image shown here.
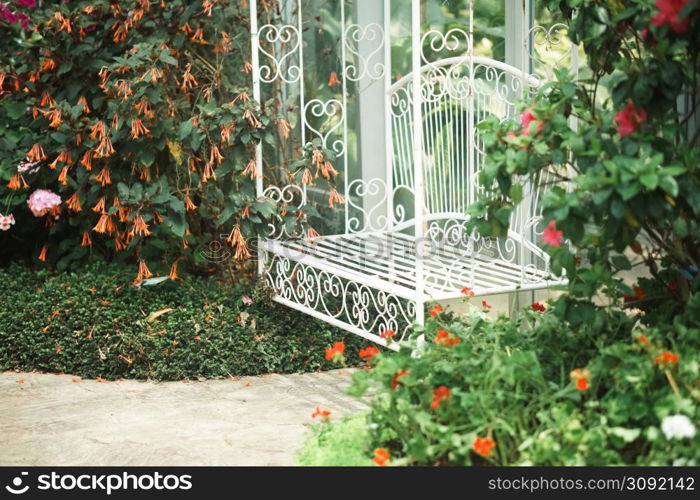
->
[482,300,492,310]
[655,351,679,365]
[651,0,691,34]
[543,220,563,247]
[472,436,496,457]
[391,369,409,390]
[311,407,331,421]
[531,302,546,312]
[638,335,648,343]
[430,385,451,409]
[429,304,444,317]
[615,102,648,138]
[461,286,475,297]
[324,341,345,362]
[435,329,460,347]
[359,346,380,359]
[623,286,645,303]
[575,377,589,391]
[373,448,390,466]
[380,329,396,339]
[570,368,591,392]
[521,107,544,136]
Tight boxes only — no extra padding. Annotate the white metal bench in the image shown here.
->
[249,1,567,349]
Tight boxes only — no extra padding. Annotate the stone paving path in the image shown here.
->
[0,370,365,466]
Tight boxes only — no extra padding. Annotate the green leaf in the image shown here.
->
[217,206,236,226]
[509,183,523,204]
[117,182,130,200]
[178,120,194,140]
[659,176,678,197]
[163,209,187,237]
[158,49,178,66]
[3,101,26,120]
[140,150,155,167]
[639,173,658,190]
[252,200,277,218]
[611,255,631,271]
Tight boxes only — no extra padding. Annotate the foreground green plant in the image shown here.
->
[469,0,700,319]
[346,301,699,466]
[0,263,364,380]
[296,412,373,467]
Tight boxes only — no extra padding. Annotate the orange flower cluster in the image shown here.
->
[328,188,345,208]
[66,192,82,213]
[570,368,591,391]
[226,225,251,260]
[8,173,29,190]
[472,436,496,457]
[435,329,460,347]
[311,407,331,422]
[135,259,153,282]
[27,143,47,162]
[324,341,346,363]
[359,346,380,360]
[130,118,150,139]
[372,448,390,467]
[429,304,444,317]
[391,369,409,390]
[655,351,679,366]
[380,329,396,340]
[242,160,258,180]
[430,385,451,410]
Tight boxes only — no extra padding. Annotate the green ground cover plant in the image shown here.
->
[0,262,365,380]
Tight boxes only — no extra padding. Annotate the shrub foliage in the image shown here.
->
[0,0,304,277]
[0,263,364,380]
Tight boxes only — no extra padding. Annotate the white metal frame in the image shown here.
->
[249,0,573,350]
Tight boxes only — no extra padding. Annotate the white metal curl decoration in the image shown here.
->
[263,185,306,240]
[257,24,302,84]
[420,28,472,66]
[420,66,451,103]
[304,99,346,157]
[347,178,389,234]
[392,185,414,227]
[527,23,570,81]
[264,252,417,342]
[390,87,412,118]
[344,23,386,82]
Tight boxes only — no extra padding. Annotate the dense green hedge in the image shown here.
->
[0,263,364,380]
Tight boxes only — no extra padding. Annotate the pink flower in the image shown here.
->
[0,4,18,24]
[16,12,28,28]
[241,295,254,306]
[615,102,648,138]
[0,213,15,231]
[0,2,30,29]
[521,107,544,136]
[543,220,563,247]
[27,189,61,217]
[651,0,691,33]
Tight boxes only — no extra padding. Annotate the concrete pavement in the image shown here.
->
[0,370,365,466]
